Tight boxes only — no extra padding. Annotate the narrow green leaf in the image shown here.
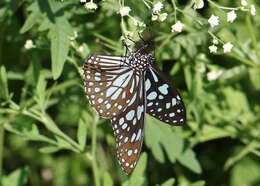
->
[77,118,87,151]
[160,178,175,186]
[199,125,231,143]
[20,2,41,33]
[103,171,114,186]
[36,73,47,111]
[0,66,9,100]
[249,68,260,90]
[55,135,73,149]
[188,180,205,186]
[39,146,61,153]
[50,17,72,79]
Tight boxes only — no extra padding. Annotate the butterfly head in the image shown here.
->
[128,52,154,71]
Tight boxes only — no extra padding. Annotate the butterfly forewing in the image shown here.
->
[111,72,146,175]
[145,65,186,125]
[83,54,139,118]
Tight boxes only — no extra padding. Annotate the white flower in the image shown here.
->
[241,0,247,6]
[227,10,237,23]
[132,18,146,27]
[223,42,233,53]
[119,6,131,16]
[197,62,206,73]
[153,2,163,13]
[80,0,86,3]
[207,70,223,81]
[152,14,158,21]
[78,45,84,53]
[171,21,184,33]
[209,45,217,53]
[251,5,256,16]
[194,0,204,9]
[159,13,168,22]
[213,39,219,45]
[84,2,98,10]
[208,14,219,28]
[24,40,35,49]
[69,31,78,40]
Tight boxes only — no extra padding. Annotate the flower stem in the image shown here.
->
[0,126,4,179]
[91,115,100,186]
[170,0,177,21]
[246,14,260,64]
[207,0,241,10]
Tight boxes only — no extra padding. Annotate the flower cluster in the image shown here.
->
[81,0,98,10]
[206,0,257,54]
[151,2,168,22]
[171,21,184,33]
[118,5,146,29]
[209,41,233,54]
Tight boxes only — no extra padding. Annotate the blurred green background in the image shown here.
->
[0,0,260,185]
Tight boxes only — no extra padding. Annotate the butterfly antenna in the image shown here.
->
[138,32,145,44]
[122,39,129,56]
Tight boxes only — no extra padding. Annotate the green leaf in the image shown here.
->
[36,73,47,111]
[249,68,260,90]
[199,125,232,143]
[0,66,9,100]
[50,17,72,80]
[77,118,87,151]
[1,166,29,186]
[145,116,184,163]
[230,156,260,186]
[123,153,147,186]
[103,171,114,186]
[221,87,250,113]
[39,146,61,153]
[20,2,41,33]
[146,116,201,173]
[188,180,205,186]
[160,178,175,186]
[177,149,202,174]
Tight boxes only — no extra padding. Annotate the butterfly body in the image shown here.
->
[83,44,185,174]
[128,52,154,71]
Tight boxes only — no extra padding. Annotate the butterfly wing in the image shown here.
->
[145,65,186,125]
[83,54,139,119]
[111,71,146,175]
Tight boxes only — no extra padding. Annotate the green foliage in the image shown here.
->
[0,0,260,185]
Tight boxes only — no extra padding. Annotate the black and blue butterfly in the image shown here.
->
[82,40,186,174]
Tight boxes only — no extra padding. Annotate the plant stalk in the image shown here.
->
[246,14,260,64]
[0,126,4,179]
[91,115,100,186]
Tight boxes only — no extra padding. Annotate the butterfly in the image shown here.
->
[82,41,186,175]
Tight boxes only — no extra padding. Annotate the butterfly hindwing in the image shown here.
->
[145,65,186,125]
[111,72,146,175]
